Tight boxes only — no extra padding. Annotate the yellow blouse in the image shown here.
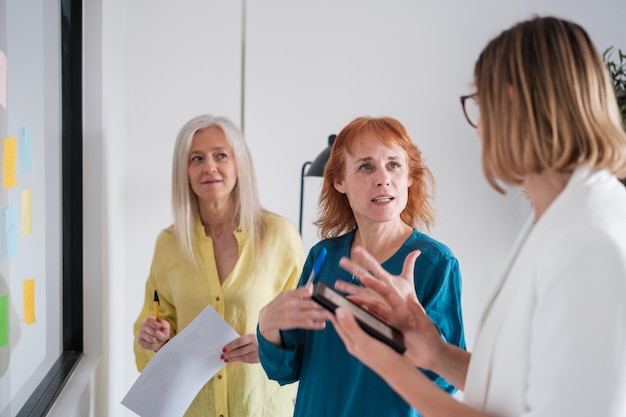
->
[133,211,304,417]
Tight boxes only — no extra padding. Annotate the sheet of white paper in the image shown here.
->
[121,304,239,417]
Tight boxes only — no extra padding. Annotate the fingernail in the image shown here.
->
[222,347,227,353]
[336,308,346,319]
[223,358,229,363]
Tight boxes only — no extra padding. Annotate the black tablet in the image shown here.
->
[312,282,406,354]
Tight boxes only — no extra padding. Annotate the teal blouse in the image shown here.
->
[258,229,466,417]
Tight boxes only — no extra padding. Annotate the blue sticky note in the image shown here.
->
[19,126,32,173]
[4,206,17,257]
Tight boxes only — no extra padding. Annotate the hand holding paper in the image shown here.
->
[122,304,239,417]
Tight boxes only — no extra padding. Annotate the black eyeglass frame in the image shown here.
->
[460,94,479,128]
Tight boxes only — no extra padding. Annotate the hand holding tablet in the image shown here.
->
[312,282,406,354]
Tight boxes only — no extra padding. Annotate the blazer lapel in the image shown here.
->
[465,217,535,409]
[465,166,595,409]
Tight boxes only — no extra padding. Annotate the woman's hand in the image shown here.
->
[221,334,260,364]
[336,247,419,323]
[137,316,171,352]
[336,246,446,370]
[258,285,331,346]
[327,305,405,373]
[330,305,475,416]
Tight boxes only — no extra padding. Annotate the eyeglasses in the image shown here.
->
[460,94,479,128]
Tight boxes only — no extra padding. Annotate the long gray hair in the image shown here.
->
[171,114,265,266]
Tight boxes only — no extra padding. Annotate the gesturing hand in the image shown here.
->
[258,285,331,347]
[336,246,420,325]
[336,246,445,370]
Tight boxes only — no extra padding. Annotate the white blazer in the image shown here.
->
[464,166,626,417]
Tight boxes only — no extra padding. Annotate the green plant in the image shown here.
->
[603,47,626,186]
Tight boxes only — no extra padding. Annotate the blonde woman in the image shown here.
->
[330,16,626,417]
[134,114,304,417]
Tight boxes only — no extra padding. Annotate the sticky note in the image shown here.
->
[22,189,32,236]
[4,206,17,257]
[19,126,32,173]
[0,50,6,109]
[0,294,8,347]
[23,279,36,325]
[3,137,18,189]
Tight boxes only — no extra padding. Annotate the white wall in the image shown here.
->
[244,0,534,349]
[50,1,626,416]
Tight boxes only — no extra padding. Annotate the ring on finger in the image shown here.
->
[350,274,363,286]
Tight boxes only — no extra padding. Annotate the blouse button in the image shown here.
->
[216,296,220,301]
[217,374,222,380]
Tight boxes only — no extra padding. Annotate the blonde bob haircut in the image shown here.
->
[171,114,265,266]
[314,116,435,238]
[474,16,626,193]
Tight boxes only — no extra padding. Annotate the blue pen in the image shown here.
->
[305,247,327,286]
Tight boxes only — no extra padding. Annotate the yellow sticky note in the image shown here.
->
[22,189,32,236]
[3,137,18,189]
[24,278,36,325]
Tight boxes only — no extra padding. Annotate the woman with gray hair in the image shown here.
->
[133,114,304,417]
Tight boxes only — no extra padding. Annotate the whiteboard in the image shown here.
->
[0,0,81,415]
